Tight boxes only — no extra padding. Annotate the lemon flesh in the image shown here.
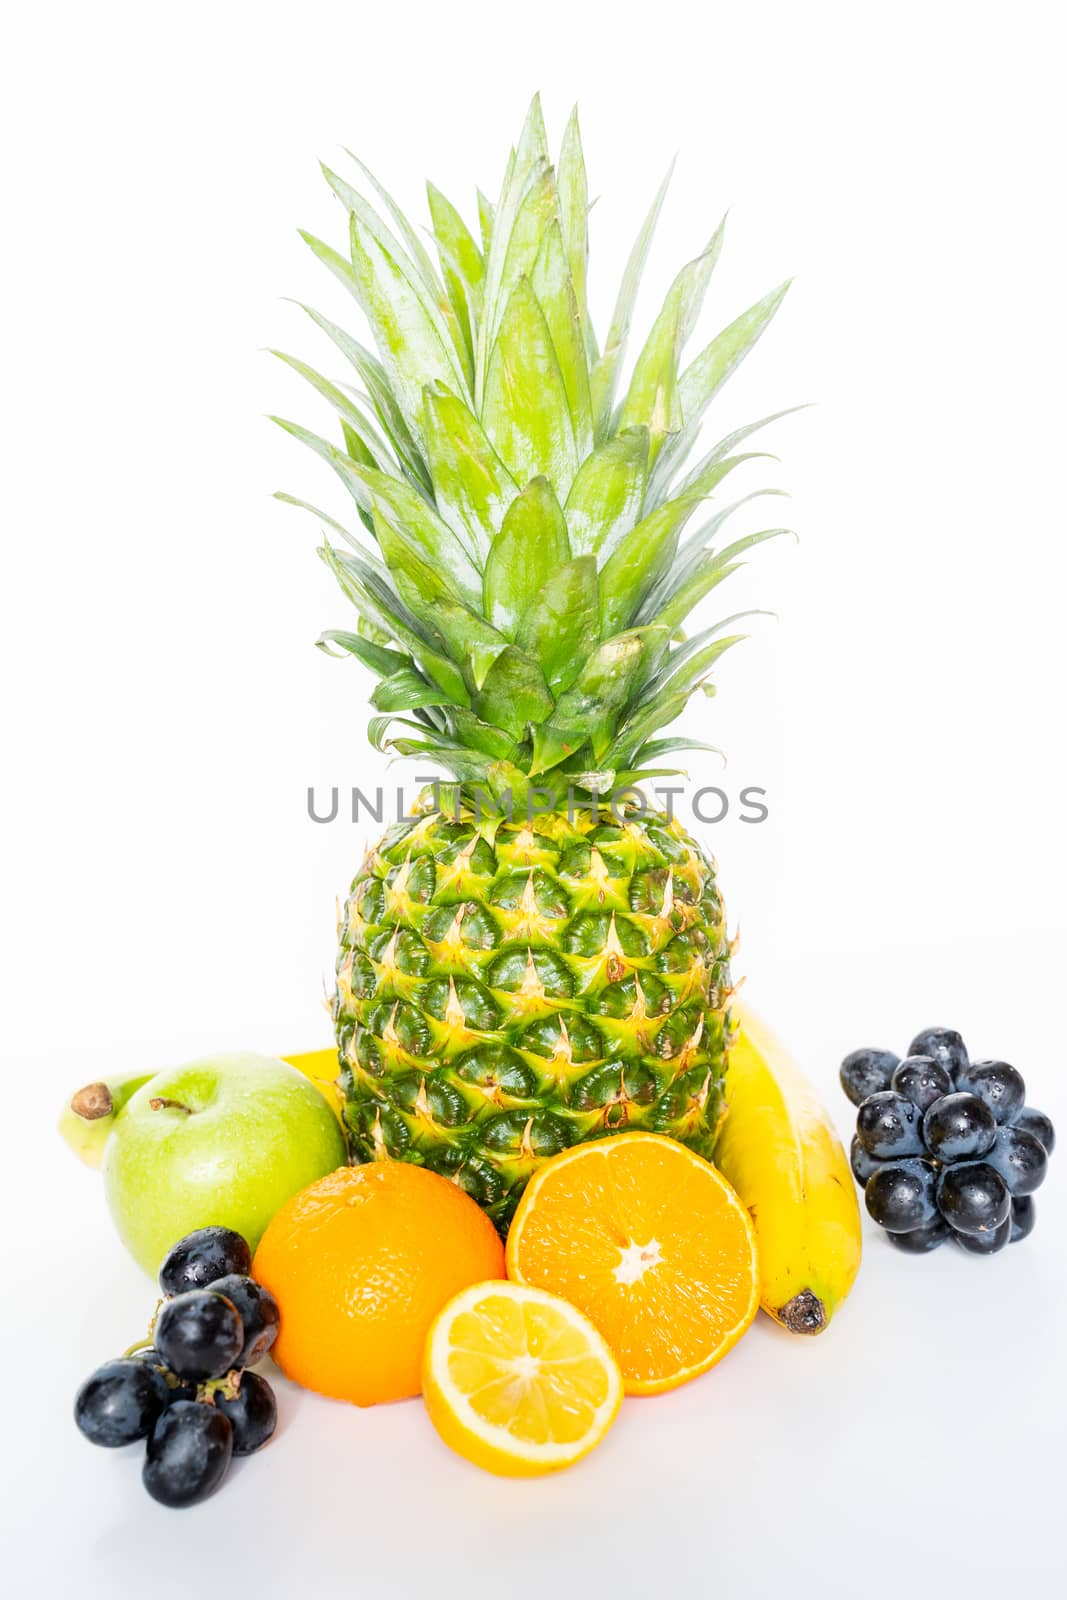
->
[422,1282,622,1476]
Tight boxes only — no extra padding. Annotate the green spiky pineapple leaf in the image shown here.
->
[680,280,791,419]
[515,555,599,693]
[530,220,593,457]
[483,476,571,637]
[488,166,558,345]
[421,384,516,564]
[368,508,508,689]
[639,612,771,703]
[333,182,470,433]
[657,281,792,480]
[617,229,725,462]
[371,666,463,713]
[474,646,555,741]
[275,490,374,552]
[564,427,649,559]
[319,542,470,706]
[477,188,495,255]
[426,182,485,355]
[337,152,470,385]
[650,528,792,633]
[296,300,431,490]
[350,464,482,603]
[270,351,386,464]
[668,405,808,502]
[531,626,669,773]
[282,102,796,809]
[638,633,747,708]
[482,278,578,496]
[271,417,386,525]
[597,495,700,637]
[476,96,551,399]
[589,163,673,439]
[315,629,410,676]
[556,106,593,361]
[445,708,523,763]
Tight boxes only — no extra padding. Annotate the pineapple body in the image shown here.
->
[336,806,732,1229]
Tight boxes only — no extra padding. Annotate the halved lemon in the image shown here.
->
[422,1281,623,1477]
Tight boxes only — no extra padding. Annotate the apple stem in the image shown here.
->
[148,1097,193,1114]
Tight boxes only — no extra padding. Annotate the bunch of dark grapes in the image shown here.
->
[841,1028,1055,1254]
[74,1227,280,1507]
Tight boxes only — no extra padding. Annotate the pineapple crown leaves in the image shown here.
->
[275,94,798,805]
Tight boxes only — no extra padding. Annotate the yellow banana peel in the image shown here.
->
[716,1006,862,1334]
[280,1047,345,1128]
[57,1070,156,1169]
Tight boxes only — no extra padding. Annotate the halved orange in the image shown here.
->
[506,1132,759,1395]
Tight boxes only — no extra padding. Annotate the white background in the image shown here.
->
[2,1,1065,1595]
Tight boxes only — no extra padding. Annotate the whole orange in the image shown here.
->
[252,1162,505,1406]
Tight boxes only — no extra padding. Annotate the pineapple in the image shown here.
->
[276,97,793,1229]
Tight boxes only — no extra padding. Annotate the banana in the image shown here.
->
[715,1007,862,1334]
[57,1069,156,1168]
[280,1047,346,1127]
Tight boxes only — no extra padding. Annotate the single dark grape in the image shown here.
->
[158,1227,252,1297]
[856,1091,924,1158]
[985,1125,1048,1196]
[865,1159,938,1232]
[1010,1195,1035,1243]
[885,1215,951,1253]
[208,1275,280,1366]
[212,1371,277,1455]
[954,1216,1012,1255]
[155,1291,244,1380]
[922,1093,997,1162]
[891,1055,953,1111]
[74,1359,168,1447]
[142,1402,233,1508]
[955,1060,1026,1125]
[936,1162,1011,1236]
[1012,1106,1055,1156]
[907,1027,969,1083]
[840,1048,899,1106]
[850,1136,883,1186]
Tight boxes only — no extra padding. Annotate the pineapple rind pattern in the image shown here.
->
[335,807,731,1229]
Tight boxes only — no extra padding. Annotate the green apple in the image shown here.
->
[103,1052,348,1275]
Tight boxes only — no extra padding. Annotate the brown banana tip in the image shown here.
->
[777,1289,827,1335]
[70,1082,114,1121]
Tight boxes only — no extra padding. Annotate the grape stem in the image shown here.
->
[198,1370,243,1405]
[148,1097,192,1114]
[122,1296,166,1357]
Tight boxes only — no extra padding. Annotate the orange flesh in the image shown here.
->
[506,1133,759,1394]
